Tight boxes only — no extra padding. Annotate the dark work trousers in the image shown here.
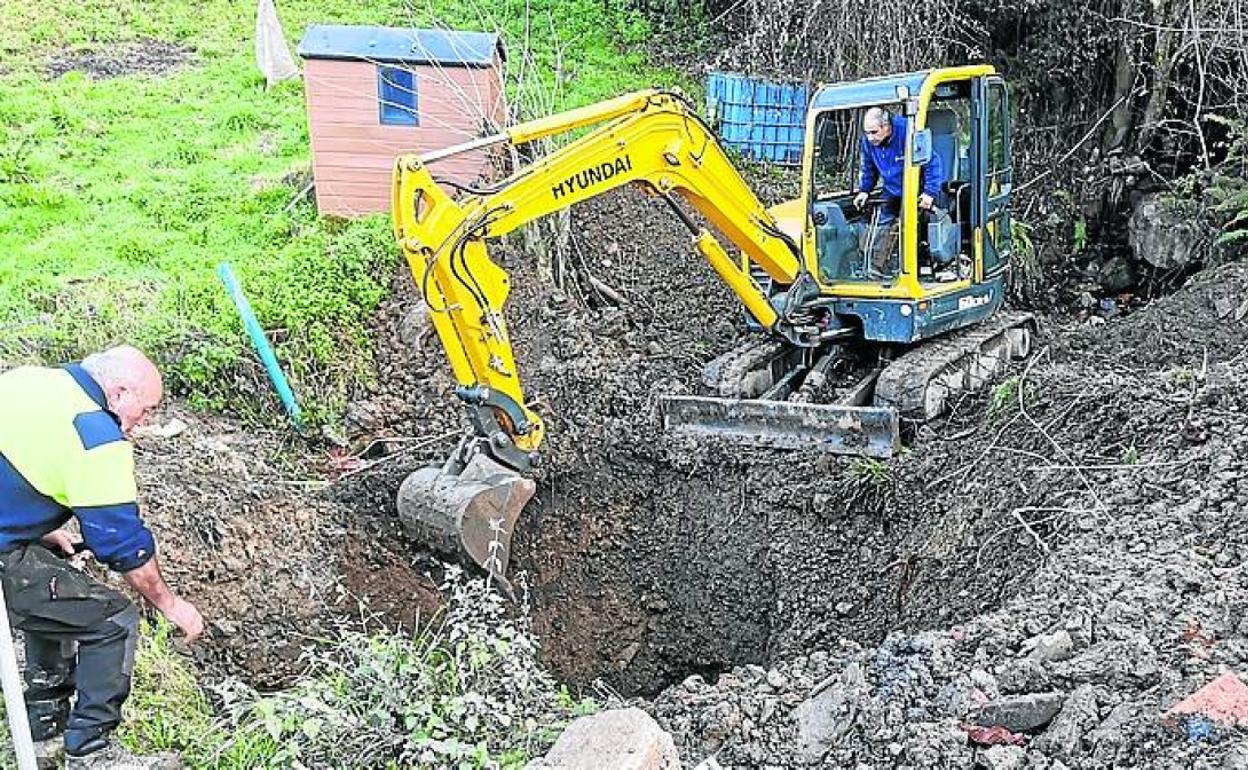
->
[0,545,137,754]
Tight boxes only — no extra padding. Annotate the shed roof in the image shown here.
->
[297,25,503,68]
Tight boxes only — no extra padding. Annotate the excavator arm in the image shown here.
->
[393,90,812,470]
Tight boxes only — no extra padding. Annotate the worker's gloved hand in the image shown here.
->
[918,193,935,210]
[163,597,205,643]
[853,191,869,209]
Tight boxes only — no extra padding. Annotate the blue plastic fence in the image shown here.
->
[706,72,809,165]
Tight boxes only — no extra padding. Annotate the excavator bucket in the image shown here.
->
[659,396,900,458]
[396,452,536,585]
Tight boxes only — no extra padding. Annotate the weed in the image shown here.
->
[1172,366,1197,386]
[850,457,889,484]
[1011,219,1034,260]
[84,570,600,768]
[1073,218,1088,251]
[198,571,594,768]
[1122,445,1140,465]
[989,375,1023,419]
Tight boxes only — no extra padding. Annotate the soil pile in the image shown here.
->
[648,262,1248,767]
[46,39,194,80]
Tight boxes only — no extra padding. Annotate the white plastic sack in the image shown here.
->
[255,0,300,88]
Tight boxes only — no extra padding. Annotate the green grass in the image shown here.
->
[988,374,1024,420]
[0,0,677,420]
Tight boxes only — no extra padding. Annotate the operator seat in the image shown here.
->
[925,108,966,270]
[926,108,961,209]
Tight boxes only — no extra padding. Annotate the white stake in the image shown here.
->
[0,585,37,770]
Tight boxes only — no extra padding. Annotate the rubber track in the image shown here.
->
[873,311,1036,420]
[702,337,788,397]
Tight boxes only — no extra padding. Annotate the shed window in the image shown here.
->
[378,66,419,126]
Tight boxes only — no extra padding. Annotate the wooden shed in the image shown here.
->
[296,24,506,216]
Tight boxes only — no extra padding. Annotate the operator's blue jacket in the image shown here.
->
[0,364,156,572]
[859,114,945,215]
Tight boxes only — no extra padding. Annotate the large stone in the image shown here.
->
[792,683,861,760]
[1031,684,1098,758]
[1097,255,1138,293]
[1054,638,1159,687]
[1127,193,1202,270]
[972,692,1066,732]
[528,708,680,770]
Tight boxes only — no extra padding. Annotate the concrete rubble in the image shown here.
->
[639,264,1248,768]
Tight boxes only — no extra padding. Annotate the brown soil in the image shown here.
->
[329,181,1027,696]
[134,163,1248,752]
[131,402,439,687]
[46,39,194,80]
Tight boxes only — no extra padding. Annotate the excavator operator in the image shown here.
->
[853,106,945,277]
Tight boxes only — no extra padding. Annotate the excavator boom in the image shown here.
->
[390,70,1037,586]
[394,91,807,460]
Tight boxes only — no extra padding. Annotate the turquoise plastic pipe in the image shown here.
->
[216,262,302,425]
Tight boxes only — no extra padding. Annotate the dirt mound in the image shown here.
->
[47,39,193,80]
[1054,261,1248,368]
[648,262,1248,766]
[131,404,439,686]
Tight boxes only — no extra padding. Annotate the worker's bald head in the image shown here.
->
[82,345,163,433]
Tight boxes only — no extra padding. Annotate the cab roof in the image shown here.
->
[810,66,996,110]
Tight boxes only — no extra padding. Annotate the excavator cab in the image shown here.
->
[773,68,1016,339]
[391,69,1032,582]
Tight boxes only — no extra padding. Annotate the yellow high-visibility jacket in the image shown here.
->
[0,364,155,572]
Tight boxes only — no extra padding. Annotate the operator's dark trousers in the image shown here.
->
[0,545,137,754]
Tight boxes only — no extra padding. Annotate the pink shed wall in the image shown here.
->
[303,57,506,216]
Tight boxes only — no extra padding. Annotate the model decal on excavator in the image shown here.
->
[392,73,1035,584]
[551,155,633,199]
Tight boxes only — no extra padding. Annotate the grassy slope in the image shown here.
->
[0,0,672,419]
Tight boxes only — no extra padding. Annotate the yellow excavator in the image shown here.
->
[392,66,1034,583]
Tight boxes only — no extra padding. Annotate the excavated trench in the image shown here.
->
[509,420,1039,697]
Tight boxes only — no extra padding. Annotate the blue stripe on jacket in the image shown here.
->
[76,502,156,572]
[0,452,71,552]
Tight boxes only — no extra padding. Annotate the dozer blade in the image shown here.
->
[396,452,536,585]
[660,395,899,458]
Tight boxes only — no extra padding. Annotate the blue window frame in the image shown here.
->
[378,66,418,126]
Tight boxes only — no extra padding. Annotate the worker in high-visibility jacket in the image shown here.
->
[0,346,203,769]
